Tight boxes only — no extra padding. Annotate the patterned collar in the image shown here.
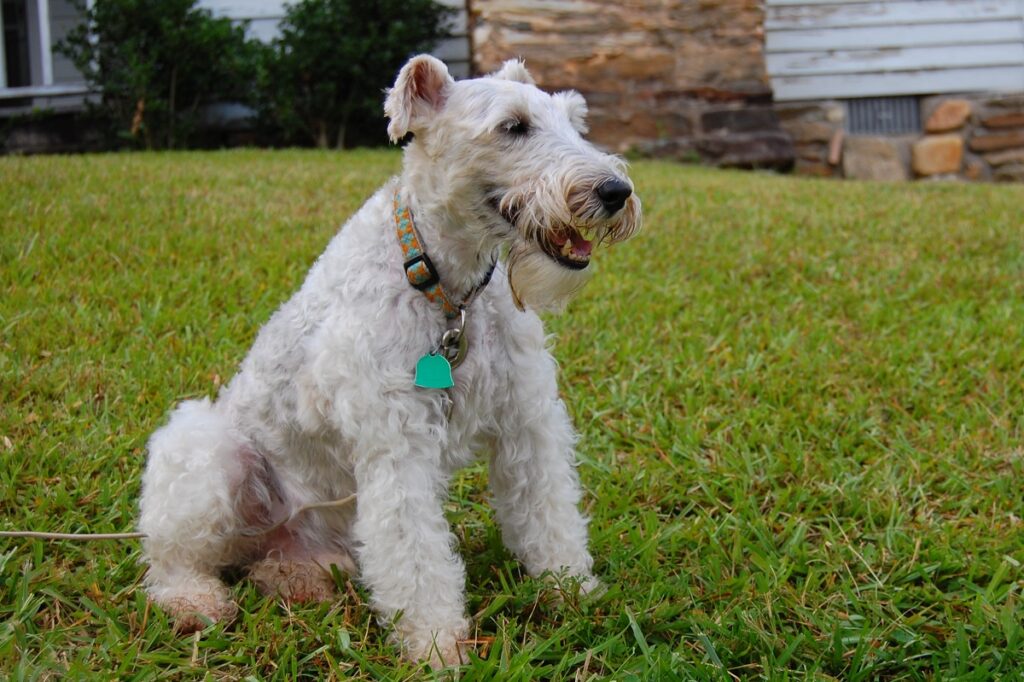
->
[393,191,495,319]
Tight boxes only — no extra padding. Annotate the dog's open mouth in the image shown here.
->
[491,195,595,270]
[540,226,592,270]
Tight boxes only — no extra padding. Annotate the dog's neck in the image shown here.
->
[398,168,503,304]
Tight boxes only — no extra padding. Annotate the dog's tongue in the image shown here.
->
[551,229,593,259]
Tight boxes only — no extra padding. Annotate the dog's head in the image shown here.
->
[385,55,641,311]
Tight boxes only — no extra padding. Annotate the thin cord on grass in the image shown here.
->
[0,530,147,540]
[0,494,357,542]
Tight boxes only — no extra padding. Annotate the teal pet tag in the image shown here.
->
[415,353,454,389]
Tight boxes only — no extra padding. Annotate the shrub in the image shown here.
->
[259,0,453,149]
[58,0,262,149]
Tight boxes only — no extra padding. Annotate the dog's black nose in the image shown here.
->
[596,178,632,214]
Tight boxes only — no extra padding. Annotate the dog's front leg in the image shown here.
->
[489,395,598,592]
[351,432,469,668]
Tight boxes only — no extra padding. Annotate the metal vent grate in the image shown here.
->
[846,97,921,135]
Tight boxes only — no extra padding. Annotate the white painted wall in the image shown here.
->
[766,0,1024,101]
[49,0,81,83]
[197,0,471,78]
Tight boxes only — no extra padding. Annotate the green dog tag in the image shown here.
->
[414,353,454,389]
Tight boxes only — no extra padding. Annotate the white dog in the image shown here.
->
[138,54,641,667]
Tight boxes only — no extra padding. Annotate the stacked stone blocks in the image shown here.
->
[778,95,1024,182]
[471,0,794,170]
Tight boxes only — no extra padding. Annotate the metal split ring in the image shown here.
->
[438,308,468,369]
[440,327,468,369]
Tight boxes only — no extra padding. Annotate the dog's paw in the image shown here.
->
[422,640,472,670]
[163,594,238,634]
[248,558,339,603]
[577,573,604,597]
[400,622,473,670]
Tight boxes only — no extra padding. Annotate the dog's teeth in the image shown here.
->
[561,240,573,257]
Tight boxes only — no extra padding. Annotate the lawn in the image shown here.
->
[2,149,1023,680]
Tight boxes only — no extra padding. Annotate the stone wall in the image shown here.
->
[779,95,1024,182]
[470,0,794,169]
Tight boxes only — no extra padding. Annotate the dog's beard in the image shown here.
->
[507,241,592,312]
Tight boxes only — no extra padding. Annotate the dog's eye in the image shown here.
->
[501,118,530,137]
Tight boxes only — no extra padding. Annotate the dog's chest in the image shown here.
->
[439,310,505,457]
[433,296,541,468]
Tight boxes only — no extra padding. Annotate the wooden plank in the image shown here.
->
[445,11,469,34]
[201,0,467,31]
[0,82,89,98]
[48,0,80,21]
[766,20,1022,52]
[767,42,1024,77]
[51,56,79,84]
[768,0,1012,5]
[205,1,467,38]
[448,61,470,80]
[767,0,857,4]
[772,64,1024,100]
[49,0,86,85]
[433,36,470,63]
[242,18,468,44]
[245,17,282,42]
[766,1,1019,30]
[196,0,287,20]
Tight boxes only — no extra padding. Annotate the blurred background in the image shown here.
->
[2,0,1023,182]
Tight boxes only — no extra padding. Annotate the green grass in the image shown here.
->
[2,149,1023,680]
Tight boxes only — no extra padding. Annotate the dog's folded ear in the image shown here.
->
[385,55,454,142]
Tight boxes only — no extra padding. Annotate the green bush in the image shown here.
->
[258,0,453,149]
[58,0,261,149]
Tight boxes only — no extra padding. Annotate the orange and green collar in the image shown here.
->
[394,191,494,319]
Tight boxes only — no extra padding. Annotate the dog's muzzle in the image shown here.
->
[495,174,640,271]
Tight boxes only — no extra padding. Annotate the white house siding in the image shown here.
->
[48,0,81,83]
[765,0,1024,101]
[195,0,286,42]
[197,0,471,78]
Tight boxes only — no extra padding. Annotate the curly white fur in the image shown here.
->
[138,54,641,668]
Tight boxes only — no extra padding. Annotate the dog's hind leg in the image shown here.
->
[138,398,250,632]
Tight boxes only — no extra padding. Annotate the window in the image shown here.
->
[1,0,87,96]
